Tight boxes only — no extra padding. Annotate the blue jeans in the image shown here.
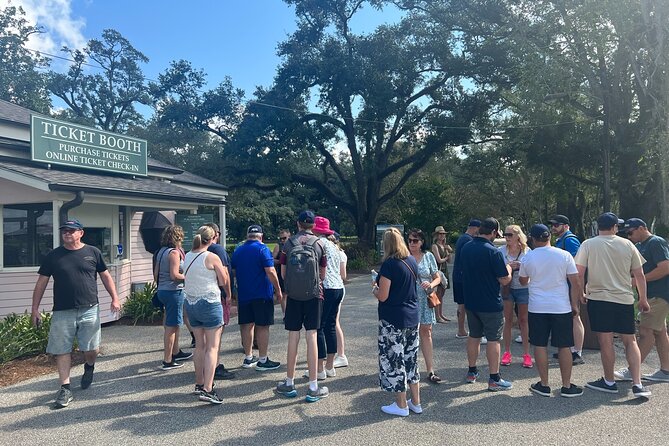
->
[157,289,184,327]
[317,288,344,359]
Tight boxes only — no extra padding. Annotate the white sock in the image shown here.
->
[309,380,318,391]
[604,378,616,386]
[285,377,294,386]
[245,355,254,361]
[259,356,267,363]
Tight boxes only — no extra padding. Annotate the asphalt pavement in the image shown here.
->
[0,274,666,445]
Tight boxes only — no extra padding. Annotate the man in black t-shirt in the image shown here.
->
[31,219,120,409]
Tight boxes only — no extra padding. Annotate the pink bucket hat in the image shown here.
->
[313,216,334,235]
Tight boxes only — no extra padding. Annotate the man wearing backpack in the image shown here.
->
[275,210,329,402]
[549,214,585,365]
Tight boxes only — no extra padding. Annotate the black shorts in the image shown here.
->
[453,281,465,305]
[284,297,322,331]
[238,299,275,326]
[528,312,574,348]
[465,310,503,341]
[587,299,635,334]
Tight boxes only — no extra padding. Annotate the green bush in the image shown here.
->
[122,282,163,325]
[343,242,378,272]
[0,311,52,364]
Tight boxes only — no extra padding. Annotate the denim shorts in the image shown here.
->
[502,287,529,305]
[157,289,184,327]
[47,305,101,355]
[184,299,223,329]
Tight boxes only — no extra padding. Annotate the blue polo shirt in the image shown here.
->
[555,230,580,257]
[452,233,474,284]
[460,237,508,312]
[231,239,275,303]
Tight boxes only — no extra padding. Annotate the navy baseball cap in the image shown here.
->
[297,210,316,224]
[597,212,624,229]
[530,224,550,239]
[59,219,83,230]
[624,218,647,229]
[468,219,482,227]
[247,224,263,235]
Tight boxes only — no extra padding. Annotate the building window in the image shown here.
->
[3,203,53,267]
[82,227,112,264]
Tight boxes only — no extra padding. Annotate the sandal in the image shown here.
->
[428,372,442,384]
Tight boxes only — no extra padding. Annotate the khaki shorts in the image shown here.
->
[639,297,669,331]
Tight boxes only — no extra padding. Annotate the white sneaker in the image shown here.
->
[381,402,409,417]
[613,368,632,381]
[514,335,523,344]
[407,399,423,414]
[325,368,336,377]
[303,370,326,380]
[333,355,349,368]
[480,336,488,345]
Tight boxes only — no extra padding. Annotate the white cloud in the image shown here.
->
[2,0,87,56]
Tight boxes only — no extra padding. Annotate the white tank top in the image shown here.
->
[183,251,220,304]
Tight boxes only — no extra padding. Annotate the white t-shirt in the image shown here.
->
[519,246,578,314]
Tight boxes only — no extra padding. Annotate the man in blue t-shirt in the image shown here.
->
[459,217,512,391]
[232,224,283,371]
[549,214,585,365]
[452,219,481,338]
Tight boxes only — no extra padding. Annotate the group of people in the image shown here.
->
[30,209,669,413]
[371,211,669,416]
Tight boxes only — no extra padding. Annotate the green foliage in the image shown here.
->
[343,243,377,271]
[122,282,163,325]
[0,312,52,364]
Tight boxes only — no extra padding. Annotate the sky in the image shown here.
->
[6,0,402,97]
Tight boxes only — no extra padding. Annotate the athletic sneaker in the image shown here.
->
[214,364,236,380]
[303,369,327,380]
[54,386,73,408]
[514,335,523,344]
[325,368,336,377]
[488,378,513,392]
[276,379,298,398]
[255,358,281,371]
[501,351,512,366]
[242,355,259,368]
[381,402,409,417]
[81,363,94,389]
[199,389,223,404]
[643,369,669,382]
[632,385,652,398]
[162,360,184,370]
[192,384,204,395]
[560,384,584,398]
[305,386,329,402]
[333,355,349,368]
[530,381,551,397]
[407,399,423,414]
[522,354,533,368]
[585,377,618,393]
[572,352,585,365]
[172,350,193,362]
[465,371,479,383]
[613,368,632,381]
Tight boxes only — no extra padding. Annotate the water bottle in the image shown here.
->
[371,269,378,283]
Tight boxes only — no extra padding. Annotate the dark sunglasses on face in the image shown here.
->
[551,223,563,228]
[279,237,287,241]
[408,238,421,244]
[61,228,79,234]
[503,233,515,237]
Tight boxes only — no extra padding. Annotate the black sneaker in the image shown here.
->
[199,389,223,405]
[256,358,281,371]
[162,360,184,370]
[214,364,236,380]
[572,352,585,365]
[192,384,204,395]
[242,355,259,368]
[54,386,73,408]
[172,350,193,362]
[81,363,94,389]
[530,381,551,397]
[632,385,651,398]
[552,352,559,359]
[560,383,584,398]
[585,377,618,393]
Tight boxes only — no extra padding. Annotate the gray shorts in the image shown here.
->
[47,305,101,355]
[465,309,504,341]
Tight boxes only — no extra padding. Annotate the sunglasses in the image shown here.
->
[503,233,515,237]
[279,237,287,241]
[408,238,421,244]
[61,228,79,234]
[551,223,563,227]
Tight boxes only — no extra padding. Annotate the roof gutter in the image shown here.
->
[59,190,85,225]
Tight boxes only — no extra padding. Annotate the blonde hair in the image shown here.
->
[160,225,184,248]
[382,227,410,261]
[192,225,216,251]
[506,224,528,252]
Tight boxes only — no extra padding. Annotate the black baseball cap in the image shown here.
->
[624,218,647,230]
[468,219,482,227]
[597,212,624,230]
[59,219,83,230]
[530,224,550,239]
[247,224,263,235]
[548,215,570,225]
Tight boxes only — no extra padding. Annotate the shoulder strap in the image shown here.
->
[184,251,206,276]
[153,248,173,285]
[400,258,418,282]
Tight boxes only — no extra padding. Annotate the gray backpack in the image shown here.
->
[284,234,320,301]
